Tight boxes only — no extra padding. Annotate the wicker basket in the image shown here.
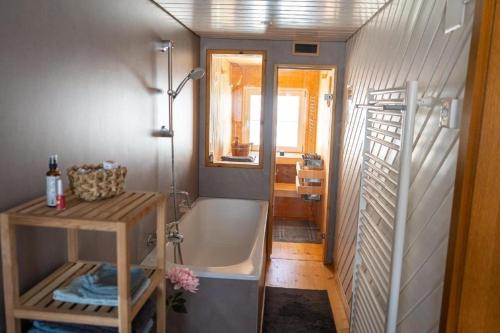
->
[67,164,127,201]
[231,137,252,157]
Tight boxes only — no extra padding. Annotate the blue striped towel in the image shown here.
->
[53,263,150,306]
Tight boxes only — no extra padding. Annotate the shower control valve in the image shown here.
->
[145,232,157,247]
[167,231,184,244]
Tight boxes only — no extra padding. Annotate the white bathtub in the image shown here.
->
[143,197,268,279]
[142,197,269,333]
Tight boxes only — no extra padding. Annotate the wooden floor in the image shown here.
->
[270,241,324,261]
[266,241,350,333]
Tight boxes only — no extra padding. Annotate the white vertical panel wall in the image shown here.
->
[333,0,475,331]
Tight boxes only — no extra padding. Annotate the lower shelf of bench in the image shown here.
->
[15,261,163,327]
[274,183,299,198]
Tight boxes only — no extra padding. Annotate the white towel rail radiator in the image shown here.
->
[350,81,422,333]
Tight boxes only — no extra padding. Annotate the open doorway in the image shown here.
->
[269,66,336,263]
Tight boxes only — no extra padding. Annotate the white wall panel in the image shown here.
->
[334,0,475,330]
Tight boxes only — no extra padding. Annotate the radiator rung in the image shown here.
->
[359,247,389,299]
[363,182,396,209]
[367,117,402,128]
[357,275,385,332]
[367,126,401,140]
[365,152,399,174]
[360,226,391,273]
[362,191,395,221]
[367,135,400,150]
[361,210,392,253]
[368,87,406,95]
[359,268,388,315]
[364,165,398,188]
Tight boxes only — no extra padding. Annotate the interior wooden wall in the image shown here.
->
[334,0,475,330]
[230,64,262,143]
[273,196,318,221]
[275,164,295,183]
[440,1,500,331]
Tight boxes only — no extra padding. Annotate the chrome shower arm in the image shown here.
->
[170,76,191,99]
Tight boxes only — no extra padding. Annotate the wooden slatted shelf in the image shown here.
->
[295,162,325,196]
[274,182,299,198]
[296,162,325,180]
[1,191,167,333]
[5,191,164,231]
[296,176,324,195]
[15,261,160,327]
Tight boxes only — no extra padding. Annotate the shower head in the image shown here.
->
[171,67,206,98]
[188,67,205,80]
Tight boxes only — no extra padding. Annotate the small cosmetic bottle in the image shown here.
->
[56,179,66,210]
[46,155,61,207]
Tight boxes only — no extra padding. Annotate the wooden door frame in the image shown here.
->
[267,64,338,263]
[440,0,498,331]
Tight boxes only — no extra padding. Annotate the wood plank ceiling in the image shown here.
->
[154,0,391,41]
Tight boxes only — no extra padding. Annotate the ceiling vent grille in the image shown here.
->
[292,42,320,56]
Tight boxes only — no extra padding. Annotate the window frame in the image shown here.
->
[205,49,266,169]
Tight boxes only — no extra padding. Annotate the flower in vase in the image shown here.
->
[166,267,200,314]
[166,267,199,293]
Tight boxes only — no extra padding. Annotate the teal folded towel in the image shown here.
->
[53,263,150,306]
[29,319,153,333]
[28,298,156,333]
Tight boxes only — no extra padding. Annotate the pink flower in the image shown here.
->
[166,267,199,293]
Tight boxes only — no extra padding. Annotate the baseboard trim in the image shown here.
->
[335,271,351,321]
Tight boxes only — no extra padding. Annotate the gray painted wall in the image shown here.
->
[198,38,346,202]
[335,0,475,331]
[0,0,199,330]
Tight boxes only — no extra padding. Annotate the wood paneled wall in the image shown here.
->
[230,64,262,142]
[334,0,475,330]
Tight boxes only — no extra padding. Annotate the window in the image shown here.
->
[276,89,307,152]
[206,50,265,167]
[249,95,261,146]
[242,87,262,150]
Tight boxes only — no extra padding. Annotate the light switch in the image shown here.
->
[324,93,334,107]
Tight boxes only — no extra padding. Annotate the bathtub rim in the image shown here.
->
[142,196,268,281]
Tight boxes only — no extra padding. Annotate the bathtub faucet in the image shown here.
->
[166,221,184,243]
[145,220,182,247]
